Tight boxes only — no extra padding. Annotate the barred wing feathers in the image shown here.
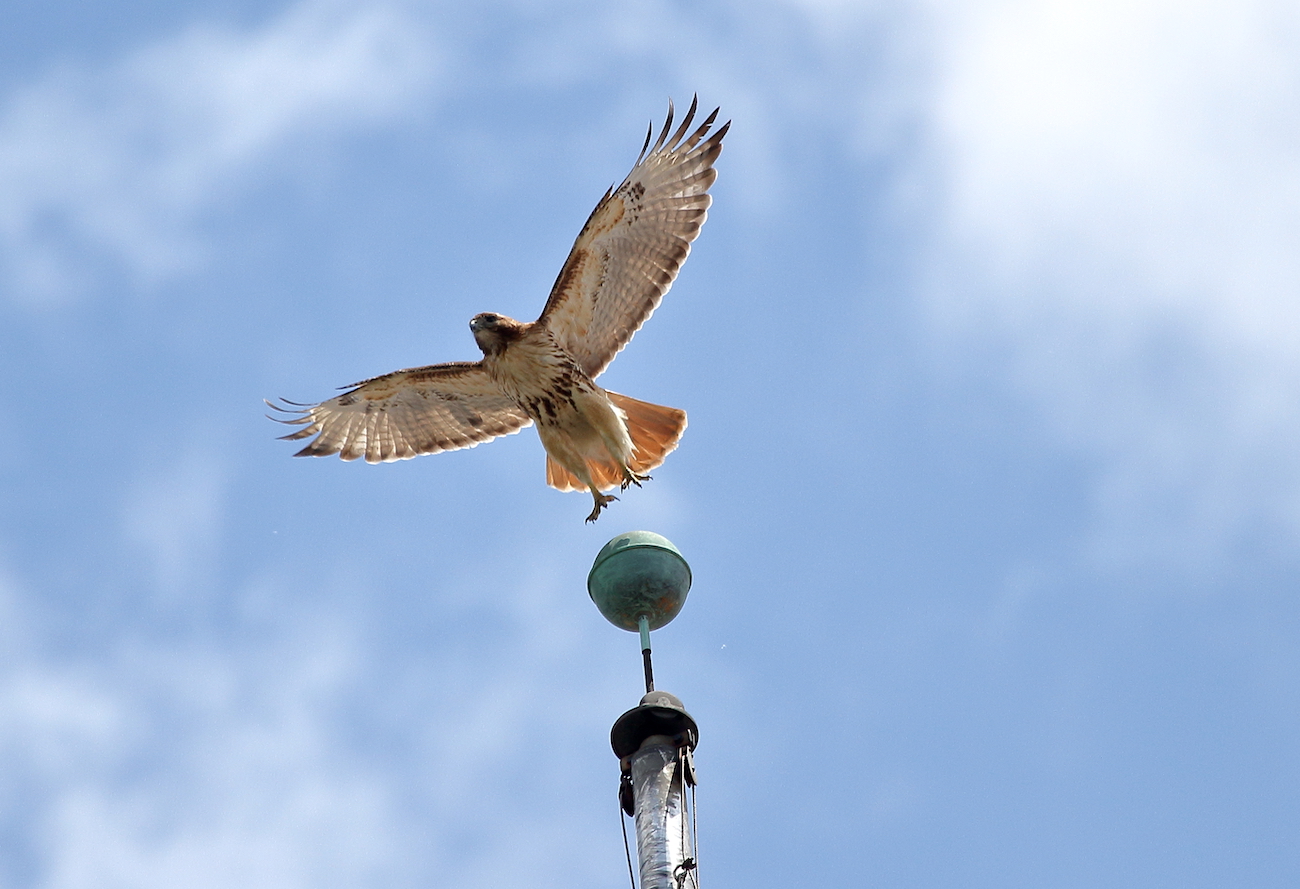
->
[269,363,531,463]
[538,97,728,379]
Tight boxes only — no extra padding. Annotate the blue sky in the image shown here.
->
[2,0,1298,886]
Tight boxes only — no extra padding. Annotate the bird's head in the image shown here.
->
[469,312,523,356]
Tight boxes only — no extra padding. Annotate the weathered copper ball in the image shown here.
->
[587,531,692,631]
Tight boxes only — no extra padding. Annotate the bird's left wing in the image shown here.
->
[537,97,728,378]
[269,362,531,463]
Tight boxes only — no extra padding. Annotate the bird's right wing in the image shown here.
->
[537,97,728,378]
[269,362,531,463]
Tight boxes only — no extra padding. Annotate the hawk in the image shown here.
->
[269,98,728,522]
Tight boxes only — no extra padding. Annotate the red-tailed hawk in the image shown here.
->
[269,98,728,522]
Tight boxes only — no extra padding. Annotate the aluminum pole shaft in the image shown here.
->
[630,736,693,889]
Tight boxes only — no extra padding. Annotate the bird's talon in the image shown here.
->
[585,492,619,523]
[620,472,651,491]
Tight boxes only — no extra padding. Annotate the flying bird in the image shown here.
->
[269,98,728,522]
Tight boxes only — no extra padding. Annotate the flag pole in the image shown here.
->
[589,531,700,889]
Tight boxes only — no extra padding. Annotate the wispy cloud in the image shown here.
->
[0,0,436,305]
[914,0,1300,567]
[0,563,627,889]
[5,617,406,889]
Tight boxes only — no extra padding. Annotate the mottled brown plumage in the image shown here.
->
[269,97,727,521]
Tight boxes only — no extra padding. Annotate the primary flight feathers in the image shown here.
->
[269,97,728,522]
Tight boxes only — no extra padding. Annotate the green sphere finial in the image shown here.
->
[588,531,692,632]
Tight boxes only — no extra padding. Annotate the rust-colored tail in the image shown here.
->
[545,392,687,492]
[610,391,688,473]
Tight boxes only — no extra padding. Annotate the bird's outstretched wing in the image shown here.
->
[269,362,531,463]
[537,96,728,378]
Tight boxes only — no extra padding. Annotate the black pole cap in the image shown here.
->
[610,690,698,759]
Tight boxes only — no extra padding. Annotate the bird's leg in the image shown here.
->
[586,488,619,523]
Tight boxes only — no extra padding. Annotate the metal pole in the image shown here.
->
[591,533,699,888]
[611,690,699,889]
[629,737,694,889]
[639,615,654,693]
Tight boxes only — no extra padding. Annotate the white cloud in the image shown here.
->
[0,544,627,888]
[0,0,436,305]
[914,0,1300,567]
[7,621,407,889]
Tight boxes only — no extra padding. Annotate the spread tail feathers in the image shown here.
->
[610,391,688,474]
[545,392,687,492]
